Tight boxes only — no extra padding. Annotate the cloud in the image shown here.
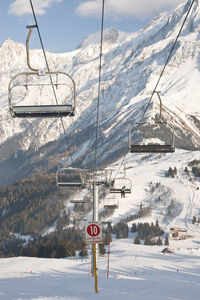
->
[8,0,63,16]
[76,0,185,19]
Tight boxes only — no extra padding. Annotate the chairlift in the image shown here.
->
[129,122,175,153]
[129,92,175,153]
[75,211,87,222]
[8,25,76,118]
[91,169,113,185]
[76,218,87,222]
[69,187,89,203]
[110,177,132,194]
[104,196,119,210]
[56,167,85,188]
[101,221,112,226]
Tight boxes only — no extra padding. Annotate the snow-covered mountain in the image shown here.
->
[0,0,200,186]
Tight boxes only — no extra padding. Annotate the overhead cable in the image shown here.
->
[29,0,74,166]
[114,0,196,178]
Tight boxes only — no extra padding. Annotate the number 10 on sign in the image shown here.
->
[86,222,102,243]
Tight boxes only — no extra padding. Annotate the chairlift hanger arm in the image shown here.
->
[26,25,38,72]
[155,91,162,122]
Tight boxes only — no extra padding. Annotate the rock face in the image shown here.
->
[0,0,200,186]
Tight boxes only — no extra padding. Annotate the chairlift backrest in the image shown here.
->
[104,195,119,209]
[56,168,85,187]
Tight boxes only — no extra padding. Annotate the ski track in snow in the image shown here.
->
[0,241,200,300]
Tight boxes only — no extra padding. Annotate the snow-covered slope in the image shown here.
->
[0,0,200,186]
[0,241,200,300]
[1,148,200,299]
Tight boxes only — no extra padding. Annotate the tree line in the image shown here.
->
[0,228,86,258]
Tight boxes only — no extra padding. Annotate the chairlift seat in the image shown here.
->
[70,200,86,204]
[56,168,85,187]
[104,204,118,209]
[101,221,112,225]
[130,144,175,153]
[110,188,131,194]
[57,182,83,187]
[11,105,74,118]
[76,218,87,222]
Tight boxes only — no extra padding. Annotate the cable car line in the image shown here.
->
[138,0,196,127]
[94,0,105,166]
[29,0,74,166]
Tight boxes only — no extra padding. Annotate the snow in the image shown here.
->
[77,27,131,49]
[0,239,200,300]
[0,1,200,298]
[1,149,199,299]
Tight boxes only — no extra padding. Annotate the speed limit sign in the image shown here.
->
[86,222,102,243]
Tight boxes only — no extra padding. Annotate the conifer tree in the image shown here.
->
[131,223,137,233]
[79,243,88,257]
[164,236,169,246]
[134,236,141,244]
[144,237,153,245]
[99,243,106,255]
[156,237,163,246]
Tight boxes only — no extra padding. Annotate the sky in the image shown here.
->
[1,0,186,53]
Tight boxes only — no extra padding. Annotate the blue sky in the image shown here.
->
[1,0,185,53]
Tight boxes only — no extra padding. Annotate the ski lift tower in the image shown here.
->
[88,169,112,275]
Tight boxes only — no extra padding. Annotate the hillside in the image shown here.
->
[0,148,199,298]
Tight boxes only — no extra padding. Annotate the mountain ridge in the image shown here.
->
[0,0,199,186]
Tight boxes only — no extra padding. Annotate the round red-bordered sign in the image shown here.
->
[87,224,100,237]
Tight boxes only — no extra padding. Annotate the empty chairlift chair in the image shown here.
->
[69,188,88,204]
[8,25,76,118]
[129,92,175,154]
[56,168,85,188]
[129,121,175,153]
[104,196,119,210]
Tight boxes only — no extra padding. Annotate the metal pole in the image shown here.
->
[91,182,99,276]
[93,182,99,222]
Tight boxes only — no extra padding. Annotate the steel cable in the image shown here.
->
[29,0,74,166]
[114,0,196,179]
[94,0,105,167]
